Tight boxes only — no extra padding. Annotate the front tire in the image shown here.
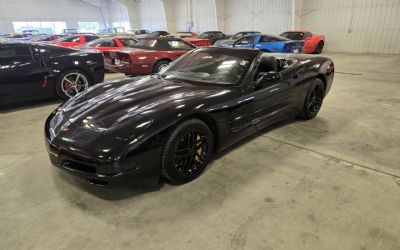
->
[300,78,325,120]
[161,119,214,184]
[55,69,90,101]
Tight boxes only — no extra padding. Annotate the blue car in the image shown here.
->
[216,34,304,53]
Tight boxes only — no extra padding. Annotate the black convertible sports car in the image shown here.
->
[45,47,334,186]
[0,43,104,108]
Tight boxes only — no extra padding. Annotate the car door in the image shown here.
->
[0,44,45,106]
[254,36,284,52]
[243,57,293,130]
[303,32,314,53]
[233,35,256,49]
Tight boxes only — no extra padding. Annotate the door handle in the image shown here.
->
[292,73,299,79]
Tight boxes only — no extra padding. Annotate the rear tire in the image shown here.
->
[161,119,214,184]
[300,78,325,120]
[153,60,170,74]
[314,41,324,54]
[55,69,91,101]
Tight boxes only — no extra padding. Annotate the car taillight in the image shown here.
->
[326,62,335,75]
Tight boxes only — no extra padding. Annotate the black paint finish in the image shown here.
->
[0,42,104,108]
[45,47,334,186]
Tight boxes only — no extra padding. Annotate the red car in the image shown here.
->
[52,34,99,47]
[77,35,137,51]
[172,32,212,47]
[103,37,195,75]
[280,30,325,54]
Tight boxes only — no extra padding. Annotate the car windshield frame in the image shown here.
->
[160,48,259,86]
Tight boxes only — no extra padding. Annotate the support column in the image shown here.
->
[214,0,225,32]
[162,0,176,32]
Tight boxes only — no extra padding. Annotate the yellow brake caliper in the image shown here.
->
[195,134,203,161]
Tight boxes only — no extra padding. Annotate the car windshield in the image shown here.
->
[197,33,212,39]
[161,50,254,85]
[280,32,304,40]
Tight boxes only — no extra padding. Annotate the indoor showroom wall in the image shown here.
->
[297,0,400,54]
[0,0,130,33]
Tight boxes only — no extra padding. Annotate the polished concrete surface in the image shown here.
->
[1,53,400,250]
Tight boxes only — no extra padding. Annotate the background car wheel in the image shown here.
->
[55,69,91,101]
[314,41,324,54]
[153,60,170,74]
[300,78,325,120]
[161,119,214,184]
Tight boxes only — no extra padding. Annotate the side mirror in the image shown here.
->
[254,72,281,89]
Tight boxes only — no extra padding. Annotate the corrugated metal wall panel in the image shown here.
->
[135,0,167,31]
[223,0,292,35]
[192,0,218,32]
[299,0,400,54]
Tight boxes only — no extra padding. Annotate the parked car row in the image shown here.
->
[0,28,326,108]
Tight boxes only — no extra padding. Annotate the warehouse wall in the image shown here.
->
[298,0,400,54]
[124,0,167,31]
[162,0,218,33]
[0,0,130,33]
[223,0,292,35]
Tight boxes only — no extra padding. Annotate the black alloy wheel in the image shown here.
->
[162,119,213,184]
[301,78,325,119]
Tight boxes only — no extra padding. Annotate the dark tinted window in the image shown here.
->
[236,36,255,45]
[280,32,304,40]
[87,38,117,47]
[197,32,213,39]
[84,36,99,42]
[0,46,33,63]
[260,36,289,42]
[119,38,137,47]
[215,32,224,38]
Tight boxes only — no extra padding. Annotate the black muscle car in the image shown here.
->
[45,47,334,186]
[0,43,104,108]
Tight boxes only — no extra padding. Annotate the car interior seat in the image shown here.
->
[258,56,278,73]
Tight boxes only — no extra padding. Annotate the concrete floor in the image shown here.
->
[1,53,400,250]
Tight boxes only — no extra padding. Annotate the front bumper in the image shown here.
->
[44,111,161,187]
[45,137,153,187]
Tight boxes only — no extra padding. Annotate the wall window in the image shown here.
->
[112,21,131,32]
[78,22,100,33]
[13,21,66,34]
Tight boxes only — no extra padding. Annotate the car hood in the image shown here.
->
[60,76,227,132]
